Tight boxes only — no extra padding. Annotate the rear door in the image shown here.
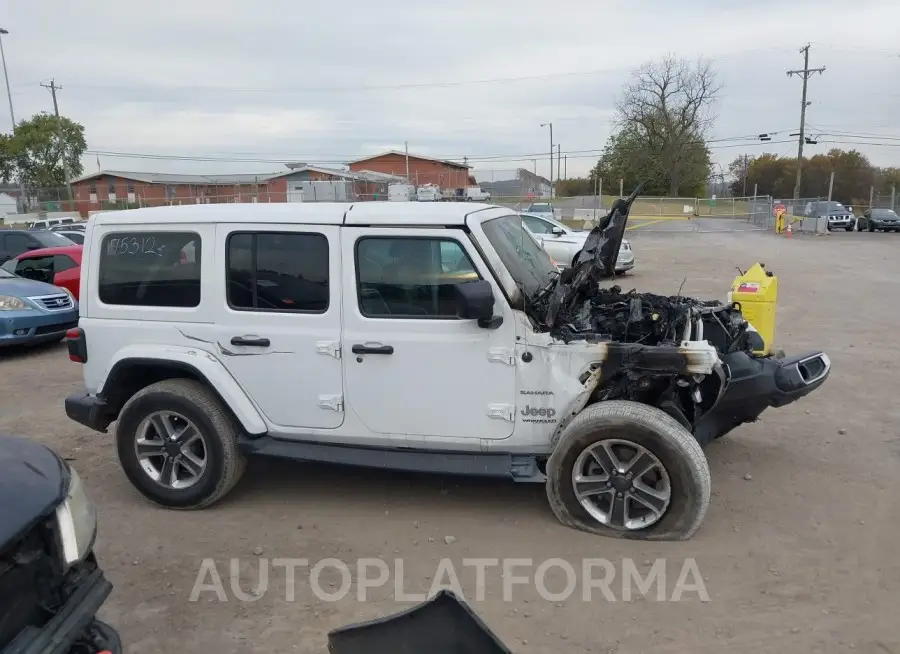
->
[209,223,344,430]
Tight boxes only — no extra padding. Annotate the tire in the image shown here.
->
[869,224,875,232]
[546,400,710,541]
[845,226,854,232]
[116,378,247,509]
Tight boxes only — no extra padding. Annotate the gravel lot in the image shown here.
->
[2,228,898,654]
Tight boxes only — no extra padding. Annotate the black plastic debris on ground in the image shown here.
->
[327,590,513,654]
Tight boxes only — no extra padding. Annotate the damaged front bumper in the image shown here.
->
[692,349,831,445]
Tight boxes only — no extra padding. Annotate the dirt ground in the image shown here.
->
[2,228,898,654]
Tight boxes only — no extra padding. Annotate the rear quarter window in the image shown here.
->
[98,231,201,307]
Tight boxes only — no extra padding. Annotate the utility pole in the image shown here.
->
[404,141,410,181]
[564,155,567,180]
[0,27,27,212]
[787,45,826,201]
[742,154,749,196]
[41,78,73,203]
[541,122,553,197]
[557,144,561,182]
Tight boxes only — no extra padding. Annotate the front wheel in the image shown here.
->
[546,401,710,541]
[116,378,247,509]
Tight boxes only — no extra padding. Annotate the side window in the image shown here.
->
[98,232,201,307]
[15,255,55,284]
[226,232,329,313]
[522,216,553,234]
[356,236,481,319]
[54,255,78,273]
[4,234,33,255]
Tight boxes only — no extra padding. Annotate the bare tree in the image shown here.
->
[615,55,722,196]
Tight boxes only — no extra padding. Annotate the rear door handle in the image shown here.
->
[351,344,394,355]
[231,336,270,347]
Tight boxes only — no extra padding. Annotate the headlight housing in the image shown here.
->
[0,295,30,311]
[55,465,98,566]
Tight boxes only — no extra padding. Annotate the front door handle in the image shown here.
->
[351,344,394,355]
[231,336,270,347]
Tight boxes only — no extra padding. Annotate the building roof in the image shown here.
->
[347,151,471,170]
[90,201,505,227]
[72,165,408,186]
[71,170,289,185]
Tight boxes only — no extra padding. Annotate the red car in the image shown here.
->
[0,245,82,300]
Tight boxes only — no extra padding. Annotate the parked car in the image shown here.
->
[25,217,80,230]
[856,208,900,232]
[50,222,86,233]
[803,201,855,231]
[521,212,634,273]
[1,245,83,299]
[416,184,442,202]
[65,202,830,541]
[0,229,75,264]
[0,434,121,653]
[524,202,554,217]
[55,229,85,244]
[0,264,78,348]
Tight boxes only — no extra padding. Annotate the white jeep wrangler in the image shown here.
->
[64,195,830,541]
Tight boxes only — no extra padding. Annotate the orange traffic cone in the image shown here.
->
[785,222,792,238]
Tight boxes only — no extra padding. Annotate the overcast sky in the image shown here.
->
[3,0,899,182]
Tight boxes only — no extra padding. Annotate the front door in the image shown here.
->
[211,223,344,430]
[341,227,517,440]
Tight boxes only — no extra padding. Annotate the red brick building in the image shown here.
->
[347,151,470,190]
[69,166,404,215]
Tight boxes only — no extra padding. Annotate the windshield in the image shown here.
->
[482,214,559,300]
[527,203,551,212]
[32,231,74,247]
[818,202,845,212]
[873,209,898,218]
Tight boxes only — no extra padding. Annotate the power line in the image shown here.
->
[81,138,799,167]
[787,44,826,200]
[41,44,878,96]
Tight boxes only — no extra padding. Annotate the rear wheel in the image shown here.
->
[116,379,246,509]
[546,401,710,541]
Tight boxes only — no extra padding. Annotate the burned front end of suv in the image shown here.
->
[528,189,831,446]
[0,435,121,654]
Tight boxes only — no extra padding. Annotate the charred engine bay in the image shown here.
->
[547,286,750,353]
[528,187,752,356]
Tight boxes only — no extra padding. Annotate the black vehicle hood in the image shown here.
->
[0,434,68,547]
[537,185,643,327]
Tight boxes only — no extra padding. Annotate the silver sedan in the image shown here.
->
[520,212,635,273]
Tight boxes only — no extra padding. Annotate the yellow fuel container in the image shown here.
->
[728,262,777,355]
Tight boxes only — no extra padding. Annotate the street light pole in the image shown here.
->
[541,122,553,197]
[0,28,26,212]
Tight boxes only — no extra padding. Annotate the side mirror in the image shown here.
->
[551,226,565,236]
[454,280,503,329]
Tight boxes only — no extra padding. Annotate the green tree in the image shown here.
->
[591,122,711,197]
[613,55,721,196]
[0,113,86,187]
[727,155,755,196]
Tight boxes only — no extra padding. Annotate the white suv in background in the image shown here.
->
[63,200,829,541]
[521,212,634,273]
